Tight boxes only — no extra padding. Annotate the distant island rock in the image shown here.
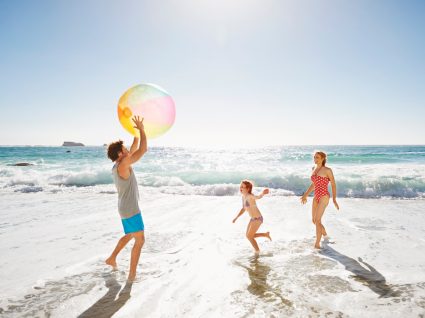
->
[10,162,33,166]
[62,141,85,147]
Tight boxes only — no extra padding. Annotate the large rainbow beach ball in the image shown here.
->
[118,83,175,138]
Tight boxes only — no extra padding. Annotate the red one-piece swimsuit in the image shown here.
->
[311,169,330,203]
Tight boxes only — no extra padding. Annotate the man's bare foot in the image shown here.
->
[314,244,321,249]
[128,271,137,282]
[105,257,117,270]
[266,232,272,241]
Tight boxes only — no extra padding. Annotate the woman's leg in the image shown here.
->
[312,199,327,236]
[246,220,262,252]
[312,199,318,225]
[314,196,329,248]
[321,223,328,237]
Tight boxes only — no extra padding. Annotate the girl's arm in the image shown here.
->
[233,208,245,223]
[254,188,269,200]
[300,183,315,204]
[327,168,340,210]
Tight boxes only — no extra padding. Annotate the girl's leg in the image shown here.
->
[246,220,262,252]
[106,233,133,269]
[254,232,272,241]
[246,221,252,238]
[314,196,329,248]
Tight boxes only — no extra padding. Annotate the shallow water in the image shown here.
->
[1,192,425,317]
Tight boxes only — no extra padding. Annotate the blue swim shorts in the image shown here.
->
[121,213,144,234]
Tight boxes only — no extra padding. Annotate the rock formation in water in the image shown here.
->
[62,141,85,147]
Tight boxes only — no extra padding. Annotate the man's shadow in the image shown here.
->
[320,242,400,298]
[78,272,133,318]
[235,255,292,307]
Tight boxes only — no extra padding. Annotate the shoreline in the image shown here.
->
[1,194,424,317]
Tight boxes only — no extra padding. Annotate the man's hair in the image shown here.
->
[107,140,124,162]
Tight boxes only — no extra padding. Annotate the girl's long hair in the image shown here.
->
[241,180,253,194]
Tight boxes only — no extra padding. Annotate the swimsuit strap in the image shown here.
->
[313,166,323,176]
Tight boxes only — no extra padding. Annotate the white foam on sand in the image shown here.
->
[1,191,425,317]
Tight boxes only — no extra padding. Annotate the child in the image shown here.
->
[233,180,271,254]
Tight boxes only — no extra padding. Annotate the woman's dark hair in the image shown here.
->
[107,140,124,162]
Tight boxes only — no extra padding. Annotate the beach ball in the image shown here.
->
[118,83,175,138]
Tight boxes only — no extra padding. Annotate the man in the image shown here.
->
[105,116,147,281]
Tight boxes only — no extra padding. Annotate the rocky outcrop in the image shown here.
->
[62,141,85,147]
[10,162,33,166]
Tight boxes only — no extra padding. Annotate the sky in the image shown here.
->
[0,0,424,147]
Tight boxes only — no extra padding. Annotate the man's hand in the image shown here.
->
[132,116,145,131]
[120,115,147,166]
[232,217,238,223]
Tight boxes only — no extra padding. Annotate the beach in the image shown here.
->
[2,0,424,315]
[1,192,425,317]
[1,146,425,317]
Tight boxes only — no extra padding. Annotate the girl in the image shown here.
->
[301,151,340,249]
[233,180,271,253]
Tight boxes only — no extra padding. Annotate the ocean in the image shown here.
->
[1,145,425,198]
[1,145,425,317]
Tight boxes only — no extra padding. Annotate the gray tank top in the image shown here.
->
[112,164,140,219]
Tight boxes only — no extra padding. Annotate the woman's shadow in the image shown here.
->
[78,272,133,318]
[320,242,400,298]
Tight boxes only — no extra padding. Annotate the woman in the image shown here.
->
[301,151,339,249]
[233,180,271,254]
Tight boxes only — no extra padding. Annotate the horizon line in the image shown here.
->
[1,144,425,148]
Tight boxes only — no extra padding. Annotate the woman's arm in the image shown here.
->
[327,168,340,210]
[232,208,246,223]
[300,183,315,204]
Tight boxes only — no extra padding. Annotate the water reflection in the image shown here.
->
[235,255,292,307]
